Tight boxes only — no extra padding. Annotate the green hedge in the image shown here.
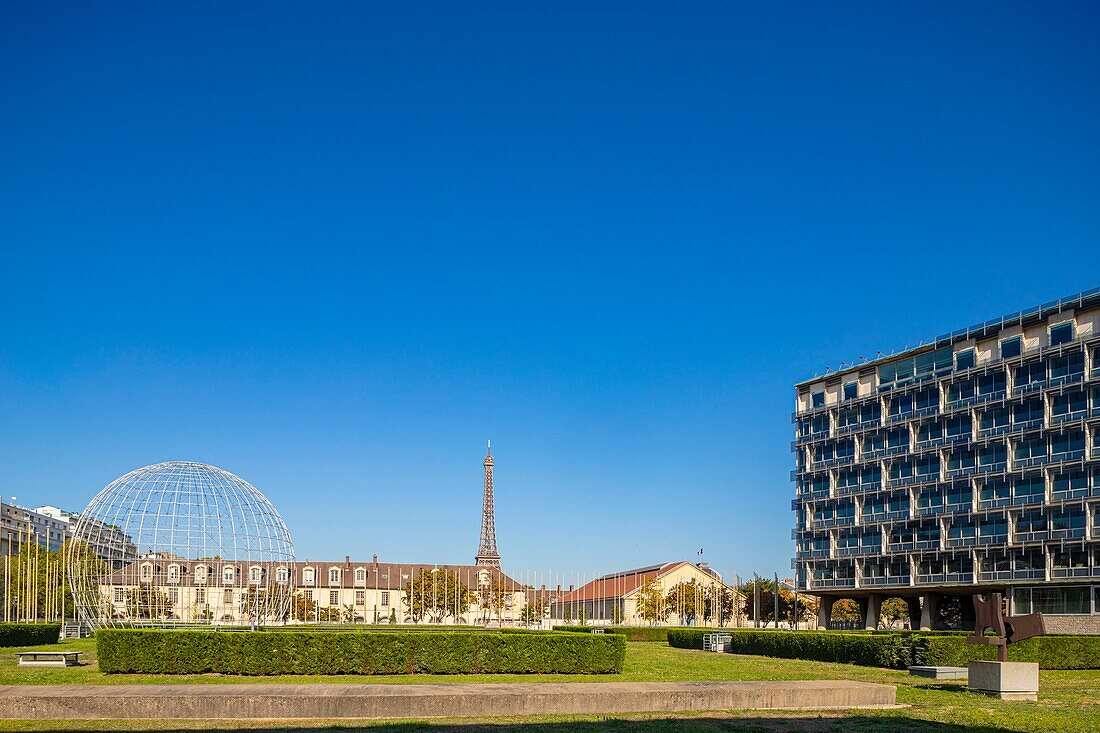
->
[668,629,915,668]
[916,635,1100,669]
[0,623,61,647]
[553,626,733,642]
[97,629,626,675]
[667,629,1100,670]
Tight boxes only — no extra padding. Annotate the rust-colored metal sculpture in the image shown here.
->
[968,592,1045,662]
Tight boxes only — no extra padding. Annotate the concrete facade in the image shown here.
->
[792,289,1100,630]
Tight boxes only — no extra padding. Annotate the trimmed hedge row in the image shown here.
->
[97,629,626,675]
[553,626,744,642]
[668,629,915,668]
[0,623,61,647]
[668,629,1100,670]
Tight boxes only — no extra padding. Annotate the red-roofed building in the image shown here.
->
[550,561,742,626]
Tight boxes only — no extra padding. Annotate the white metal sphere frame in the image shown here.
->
[67,461,296,629]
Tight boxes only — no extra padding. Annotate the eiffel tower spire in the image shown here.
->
[475,439,501,567]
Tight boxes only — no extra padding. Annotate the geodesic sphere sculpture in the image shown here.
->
[67,461,295,629]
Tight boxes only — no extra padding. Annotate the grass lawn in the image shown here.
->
[0,638,1097,731]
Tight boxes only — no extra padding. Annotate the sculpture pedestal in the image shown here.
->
[967,660,1039,701]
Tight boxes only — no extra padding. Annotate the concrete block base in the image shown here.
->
[0,681,898,720]
[967,660,1039,702]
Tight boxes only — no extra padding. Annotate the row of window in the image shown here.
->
[116,586,395,607]
[136,564,400,586]
[800,387,1100,456]
[802,466,1100,501]
[806,332,1092,412]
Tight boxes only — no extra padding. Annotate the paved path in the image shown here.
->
[0,680,896,719]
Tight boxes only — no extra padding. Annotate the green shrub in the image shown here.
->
[97,629,626,675]
[915,634,1100,669]
[553,626,730,642]
[0,623,61,647]
[667,629,914,668]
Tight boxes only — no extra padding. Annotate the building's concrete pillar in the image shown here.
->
[865,594,882,631]
[959,593,976,632]
[907,597,922,630]
[816,597,830,630]
[857,597,870,629]
[919,592,939,631]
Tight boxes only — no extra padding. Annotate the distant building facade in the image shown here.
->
[792,289,1100,633]
[551,561,742,626]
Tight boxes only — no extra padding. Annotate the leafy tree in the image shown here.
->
[880,598,910,629]
[388,607,397,624]
[740,578,781,627]
[521,596,547,625]
[831,598,861,622]
[664,579,704,625]
[704,585,737,627]
[785,591,817,629]
[340,604,357,623]
[403,569,471,624]
[477,579,512,622]
[125,586,172,620]
[634,578,666,626]
[291,592,317,622]
[610,602,624,625]
[317,605,341,622]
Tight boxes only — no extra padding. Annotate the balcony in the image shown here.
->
[1051,567,1093,579]
[1014,380,1047,396]
[1014,530,1049,543]
[914,538,942,551]
[1050,411,1087,426]
[885,508,911,521]
[945,466,976,480]
[916,504,950,518]
[1013,454,1049,469]
[946,536,977,549]
[1048,449,1086,464]
[862,576,910,587]
[796,548,831,560]
[888,475,917,488]
[1048,372,1084,388]
[888,541,916,553]
[1051,486,1100,501]
[979,570,1016,582]
[979,424,1011,438]
[811,577,856,589]
[975,461,1008,475]
[815,515,855,529]
[975,390,1008,404]
[975,533,1008,546]
[1049,527,1087,540]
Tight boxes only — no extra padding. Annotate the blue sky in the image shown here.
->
[1,2,1097,581]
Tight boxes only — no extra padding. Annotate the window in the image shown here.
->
[1051,390,1087,418]
[304,589,313,601]
[223,566,235,585]
[980,406,1010,432]
[843,382,858,400]
[811,414,829,435]
[1014,360,1045,387]
[978,443,1007,468]
[1014,433,1047,461]
[977,371,1006,397]
[1052,469,1088,497]
[811,391,825,408]
[948,448,974,472]
[195,587,206,603]
[1051,430,1085,457]
[889,394,913,417]
[948,378,975,403]
[863,431,885,455]
[979,516,1007,539]
[250,566,262,583]
[329,590,340,605]
[955,349,975,370]
[1050,321,1074,346]
[381,591,390,606]
[838,407,859,428]
[981,477,1010,504]
[1050,351,1084,380]
[276,566,288,583]
[113,588,124,603]
[355,568,366,584]
[1014,586,1091,615]
[917,420,942,444]
[329,568,341,585]
[303,568,315,584]
[915,454,940,478]
[886,427,909,450]
[946,414,971,439]
[1000,336,1022,359]
[914,387,938,412]
[1012,398,1044,426]
[140,563,153,582]
[860,402,881,423]
[946,482,971,507]
[355,590,365,605]
[167,564,180,583]
[224,589,234,604]
[1013,473,1045,502]
[194,565,207,584]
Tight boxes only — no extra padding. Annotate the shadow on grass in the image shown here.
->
[113,717,1012,733]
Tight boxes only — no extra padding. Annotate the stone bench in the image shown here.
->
[908,665,968,680]
[16,651,81,667]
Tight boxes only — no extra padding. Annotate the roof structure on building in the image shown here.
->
[795,286,1100,388]
[560,561,707,603]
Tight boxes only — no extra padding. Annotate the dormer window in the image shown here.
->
[140,562,153,582]
[1050,321,1074,346]
[355,568,366,585]
[194,565,207,584]
[249,566,263,584]
[223,566,236,585]
[276,566,288,583]
[303,567,315,585]
[329,568,341,585]
[167,564,180,584]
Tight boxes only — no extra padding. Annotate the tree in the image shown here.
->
[635,579,666,626]
[664,579,704,625]
[705,585,737,627]
[388,607,397,624]
[785,591,817,629]
[610,602,624,625]
[831,598,861,623]
[478,579,512,622]
[317,605,341,622]
[880,598,909,629]
[521,596,547,625]
[124,586,172,620]
[340,604,357,623]
[740,579,780,627]
[403,569,471,624]
[291,592,316,622]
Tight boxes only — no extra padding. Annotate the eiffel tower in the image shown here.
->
[475,440,501,567]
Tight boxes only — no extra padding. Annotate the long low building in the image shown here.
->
[99,554,528,625]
